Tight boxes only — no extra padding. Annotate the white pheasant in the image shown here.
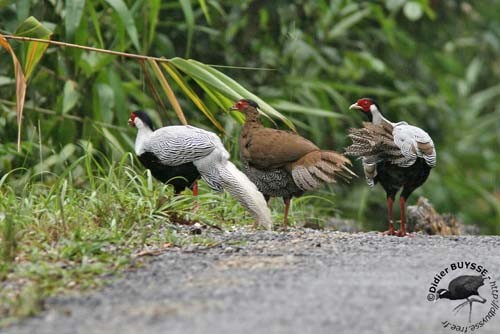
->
[129,111,272,230]
[345,98,436,236]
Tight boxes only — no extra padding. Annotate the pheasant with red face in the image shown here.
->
[345,98,437,236]
[231,99,354,230]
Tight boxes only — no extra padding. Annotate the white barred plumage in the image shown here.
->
[392,122,436,168]
[130,112,272,230]
[346,98,437,236]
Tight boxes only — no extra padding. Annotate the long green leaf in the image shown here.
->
[0,33,27,152]
[170,57,241,99]
[171,58,291,128]
[65,0,85,40]
[189,60,296,130]
[62,80,80,114]
[162,63,224,132]
[179,0,194,57]
[327,7,371,39]
[272,101,346,119]
[104,0,140,51]
[147,0,161,48]
[198,0,212,24]
[14,16,52,80]
[15,0,30,21]
[194,79,246,124]
[87,1,104,48]
[92,82,114,123]
[148,60,188,125]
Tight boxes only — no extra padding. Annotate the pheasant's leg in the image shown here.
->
[192,181,199,197]
[283,197,291,231]
[396,196,410,237]
[192,181,199,211]
[382,197,395,235]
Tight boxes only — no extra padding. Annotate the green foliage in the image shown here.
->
[0,146,262,325]
[0,0,499,235]
[201,0,500,232]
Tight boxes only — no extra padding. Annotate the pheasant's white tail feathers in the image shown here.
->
[194,150,272,230]
[220,162,273,230]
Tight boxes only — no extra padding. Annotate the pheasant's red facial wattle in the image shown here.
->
[128,113,137,127]
[349,98,374,113]
[357,98,374,112]
[231,100,248,111]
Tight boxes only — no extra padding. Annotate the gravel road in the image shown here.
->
[5,229,500,334]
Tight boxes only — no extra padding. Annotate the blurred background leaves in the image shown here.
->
[0,0,499,233]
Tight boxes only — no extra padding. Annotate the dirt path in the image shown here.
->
[6,230,500,334]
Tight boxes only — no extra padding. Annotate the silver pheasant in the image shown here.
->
[129,111,273,229]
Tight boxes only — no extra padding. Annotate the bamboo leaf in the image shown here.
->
[198,0,212,25]
[62,80,80,114]
[147,0,161,48]
[14,16,52,80]
[187,59,296,130]
[65,0,85,40]
[15,0,30,21]
[272,101,346,119]
[327,8,371,39]
[194,79,232,112]
[0,33,27,152]
[87,1,104,48]
[170,57,241,99]
[194,78,245,124]
[148,59,188,125]
[179,0,194,57]
[92,82,114,123]
[104,0,141,51]
[100,128,126,156]
[162,63,224,132]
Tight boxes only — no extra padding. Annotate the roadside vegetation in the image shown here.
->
[0,147,259,325]
[1,0,499,325]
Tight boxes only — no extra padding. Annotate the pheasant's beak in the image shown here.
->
[229,104,239,111]
[128,118,135,127]
[349,103,362,111]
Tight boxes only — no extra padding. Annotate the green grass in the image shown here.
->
[0,144,349,326]
[0,148,260,326]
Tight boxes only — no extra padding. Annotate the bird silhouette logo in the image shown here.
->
[436,275,487,323]
[427,262,499,331]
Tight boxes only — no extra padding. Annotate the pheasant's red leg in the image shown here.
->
[396,196,410,237]
[382,197,395,235]
[192,181,198,197]
[193,181,199,211]
[283,198,291,231]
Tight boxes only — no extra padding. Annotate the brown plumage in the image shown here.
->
[231,99,354,229]
[346,122,405,166]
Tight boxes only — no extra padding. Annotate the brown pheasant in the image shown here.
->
[231,99,355,229]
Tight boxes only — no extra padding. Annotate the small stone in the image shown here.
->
[190,223,203,235]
